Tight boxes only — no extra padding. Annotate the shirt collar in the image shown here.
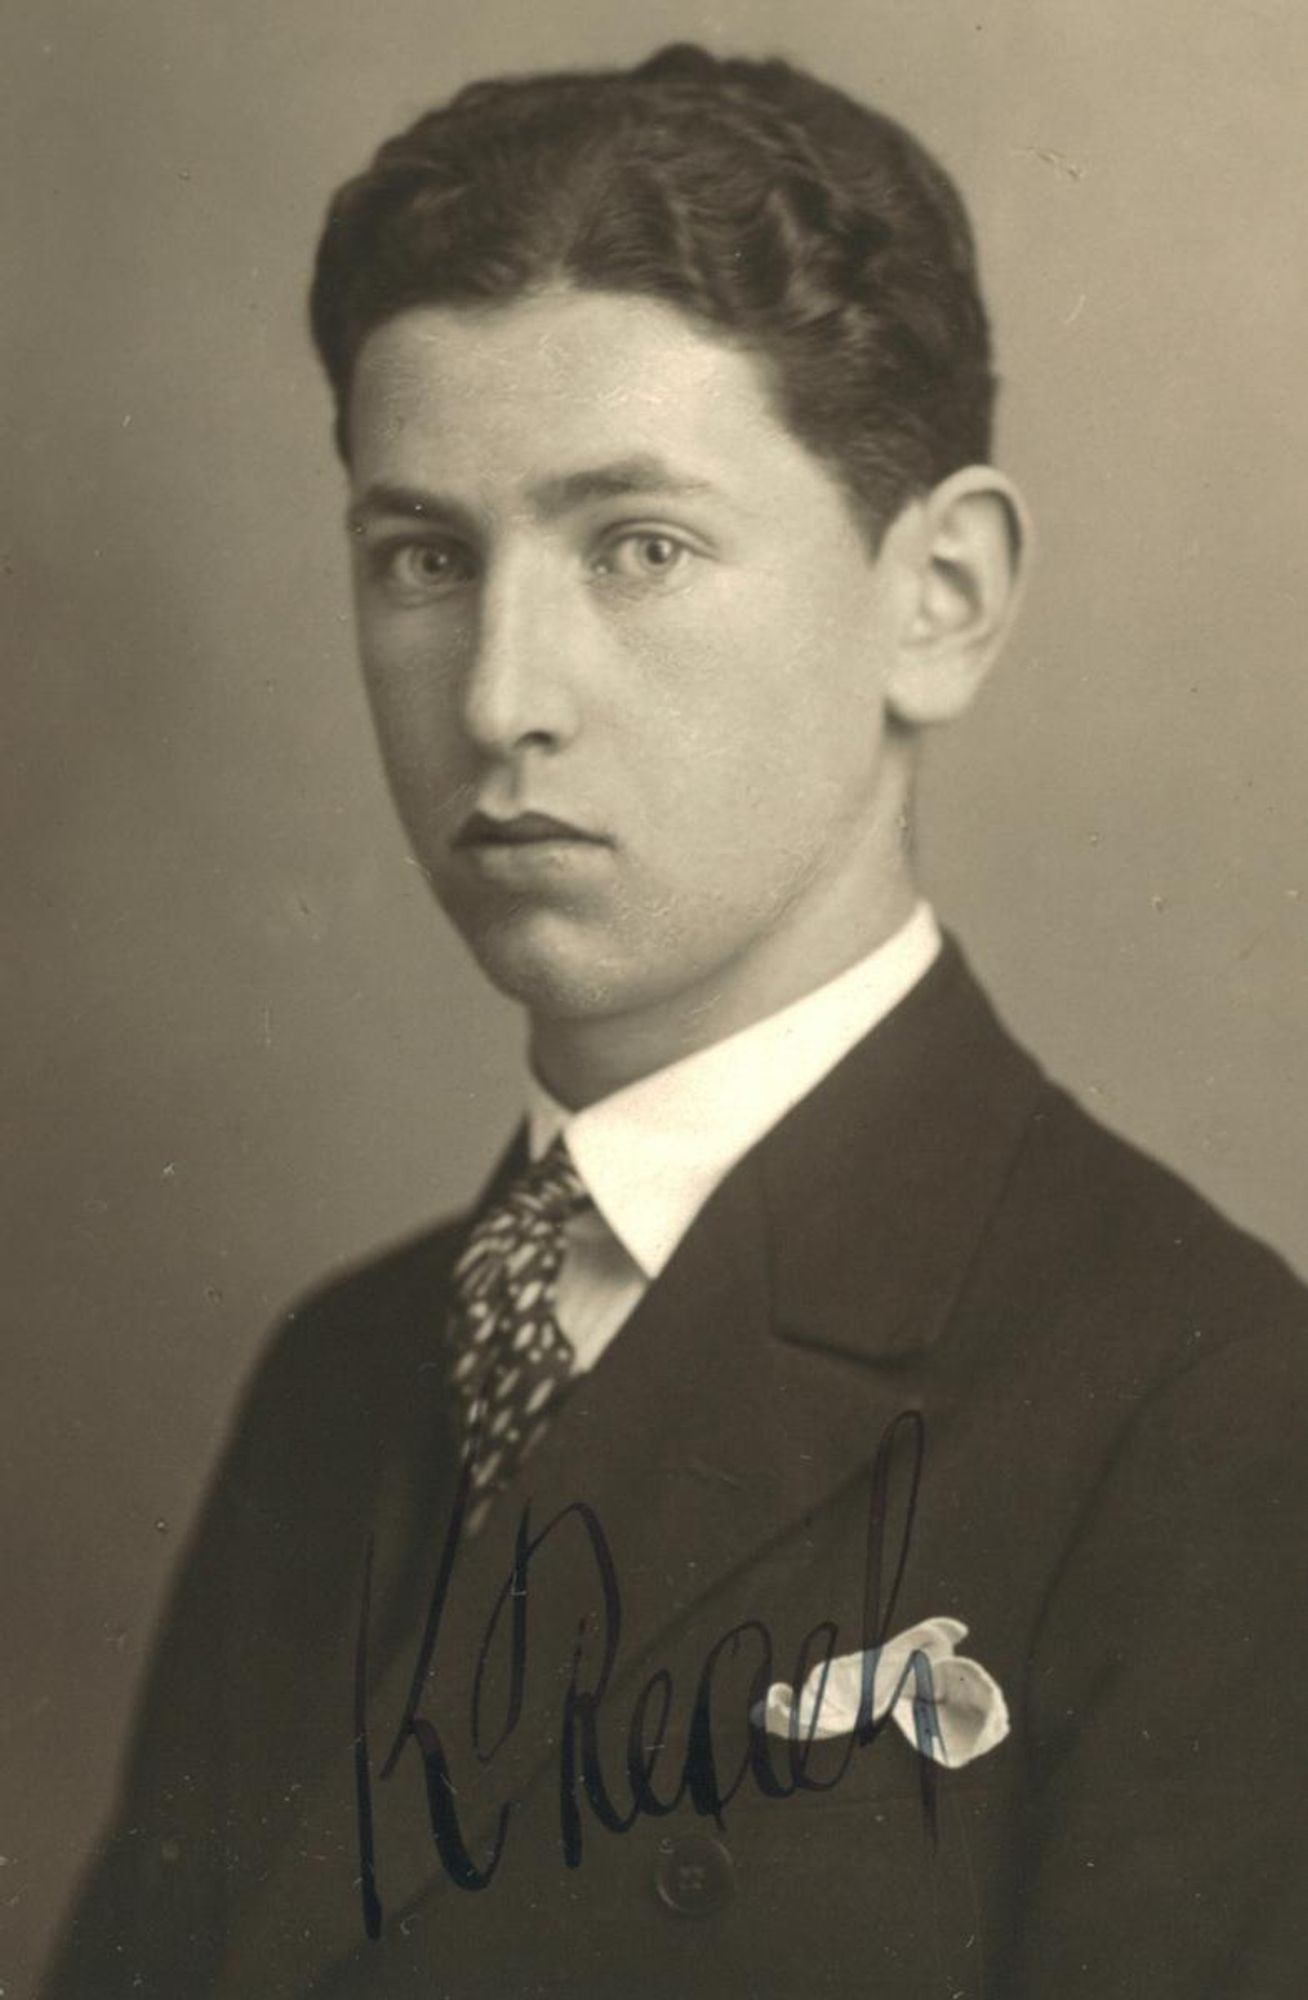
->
[526,902,941,1280]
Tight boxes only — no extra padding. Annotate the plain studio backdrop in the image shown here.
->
[3,1,1306,1989]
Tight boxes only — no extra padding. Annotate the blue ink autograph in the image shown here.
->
[353,1408,937,1942]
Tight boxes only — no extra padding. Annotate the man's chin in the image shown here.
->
[456,911,633,1021]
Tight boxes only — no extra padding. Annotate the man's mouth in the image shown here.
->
[453,810,609,849]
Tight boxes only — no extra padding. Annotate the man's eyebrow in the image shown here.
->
[526,455,722,518]
[347,456,729,533]
[346,482,471,532]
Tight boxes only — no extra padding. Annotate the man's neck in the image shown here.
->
[530,877,921,1110]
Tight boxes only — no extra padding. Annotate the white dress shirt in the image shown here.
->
[525,902,941,1373]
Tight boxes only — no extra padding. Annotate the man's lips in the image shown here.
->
[453,809,609,849]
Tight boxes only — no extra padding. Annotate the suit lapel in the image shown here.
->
[764,935,1045,1362]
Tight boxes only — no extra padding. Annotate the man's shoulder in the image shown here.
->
[921,936,1307,1344]
[220,1212,469,1479]
[1018,1074,1304,1314]
[283,1211,467,1349]
[966,1061,1308,1437]
[760,934,1308,1387]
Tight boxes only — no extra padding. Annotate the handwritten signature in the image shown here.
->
[353,1408,937,1941]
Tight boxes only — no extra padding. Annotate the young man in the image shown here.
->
[46,44,1308,1997]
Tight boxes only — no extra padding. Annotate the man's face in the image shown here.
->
[347,288,913,1053]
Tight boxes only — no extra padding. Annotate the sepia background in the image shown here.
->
[4,0,1306,1988]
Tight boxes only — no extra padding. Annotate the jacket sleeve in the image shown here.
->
[40,1223,459,2000]
[999,1304,1308,1996]
[38,1279,394,1998]
[38,1408,260,1996]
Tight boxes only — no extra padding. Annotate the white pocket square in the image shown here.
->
[755,1617,1010,1769]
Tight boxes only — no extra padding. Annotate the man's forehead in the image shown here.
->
[352,290,734,412]
[344,293,809,516]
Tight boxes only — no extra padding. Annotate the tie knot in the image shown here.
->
[507,1133,592,1228]
[453,1134,591,1299]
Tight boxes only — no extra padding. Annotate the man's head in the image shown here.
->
[312,47,1024,1101]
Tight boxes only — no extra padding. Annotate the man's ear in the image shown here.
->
[882,466,1029,727]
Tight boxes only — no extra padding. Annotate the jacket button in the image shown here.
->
[654,1834,735,1917]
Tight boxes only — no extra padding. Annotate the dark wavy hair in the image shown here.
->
[309,44,995,543]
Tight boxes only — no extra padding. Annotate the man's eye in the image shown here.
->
[594,532,693,584]
[373,539,477,599]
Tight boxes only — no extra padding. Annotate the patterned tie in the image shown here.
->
[447,1135,592,1536]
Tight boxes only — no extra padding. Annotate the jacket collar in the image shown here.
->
[525,901,943,1280]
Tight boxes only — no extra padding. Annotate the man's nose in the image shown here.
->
[458,557,582,759]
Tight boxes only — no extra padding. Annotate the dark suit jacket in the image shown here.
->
[45,941,1308,1996]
